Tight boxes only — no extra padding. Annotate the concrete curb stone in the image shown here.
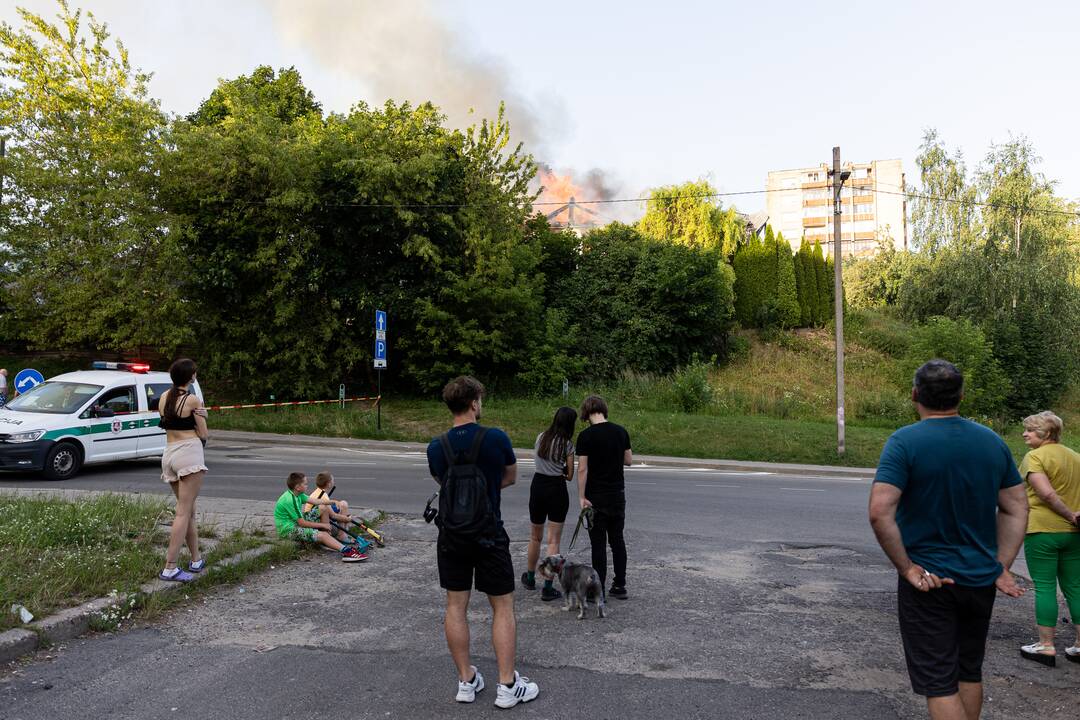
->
[3,542,281,667]
[0,629,39,665]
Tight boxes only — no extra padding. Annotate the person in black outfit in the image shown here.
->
[575,395,632,599]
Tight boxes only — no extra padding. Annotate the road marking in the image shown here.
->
[626,481,657,485]
[694,484,739,488]
[780,487,826,492]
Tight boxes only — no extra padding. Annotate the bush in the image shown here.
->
[902,317,1010,420]
[671,357,714,413]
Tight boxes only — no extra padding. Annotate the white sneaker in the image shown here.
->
[494,671,539,709]
[455,666,484,703]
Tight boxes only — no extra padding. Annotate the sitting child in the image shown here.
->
[303,471,371,552]
[274,472,367,562]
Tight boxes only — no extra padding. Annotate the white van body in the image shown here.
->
[0,368,203,480]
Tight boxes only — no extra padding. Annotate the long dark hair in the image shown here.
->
[538,406,577,462]
[162,358,197,421]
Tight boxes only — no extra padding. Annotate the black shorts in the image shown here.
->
[437,527,514,596]
[529,473,570,524]
[897,578,996,697]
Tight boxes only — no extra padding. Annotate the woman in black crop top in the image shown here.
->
[158,358,209,582]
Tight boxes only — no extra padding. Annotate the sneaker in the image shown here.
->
[609,585,628,600]
[540,585,562,602]
[520,572,536,590]
[187,558,207,573]
[455,666,485,703]
[1065,645,1080,664]
[341,547,368,562]
[494,671,539,709]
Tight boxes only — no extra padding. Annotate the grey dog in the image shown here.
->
[537,554,606,620]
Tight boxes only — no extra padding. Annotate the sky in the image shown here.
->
[4,0,1079,215]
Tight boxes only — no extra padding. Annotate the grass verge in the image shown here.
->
[0,493,273,632]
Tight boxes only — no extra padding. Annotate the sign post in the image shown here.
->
[374,310,387,430]
[339,384,346,409]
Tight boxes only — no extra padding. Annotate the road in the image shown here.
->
[0,437,1074,719]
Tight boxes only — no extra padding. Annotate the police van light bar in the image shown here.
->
[92,361,151,373]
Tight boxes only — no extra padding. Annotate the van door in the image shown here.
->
[136,381,172,457]
[81,385,141,461]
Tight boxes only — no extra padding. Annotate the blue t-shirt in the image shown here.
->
[427,423,516,527]
[874,416,1022,587]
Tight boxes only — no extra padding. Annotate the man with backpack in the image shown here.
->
[426,376,540,709]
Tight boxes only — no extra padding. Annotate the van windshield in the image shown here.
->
[5,382,102,414]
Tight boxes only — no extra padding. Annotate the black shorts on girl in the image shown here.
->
[528,473,569,524]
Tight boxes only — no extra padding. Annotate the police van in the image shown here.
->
[0,362,204,480]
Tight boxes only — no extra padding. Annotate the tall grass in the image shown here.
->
[0,493,169,631]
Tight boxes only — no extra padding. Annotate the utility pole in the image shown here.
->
[830,147,850,457]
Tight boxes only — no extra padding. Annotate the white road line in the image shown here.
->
[780,487,826,492]
[694,484,739,488]
[625,481,657,485]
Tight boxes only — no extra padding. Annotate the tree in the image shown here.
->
[909,129,979,254]
[554,224,735,379]
[812,241,830,324]
[794,240,817,325]
[772,231,801,327]
[0,1,187,351]
[638,180,724,250]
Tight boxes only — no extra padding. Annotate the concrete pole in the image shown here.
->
[832,147,846,457]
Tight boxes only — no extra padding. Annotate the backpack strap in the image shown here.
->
[438,432,455,469]
[465,427,489,465]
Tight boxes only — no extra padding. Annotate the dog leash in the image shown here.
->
[567,506,594,553]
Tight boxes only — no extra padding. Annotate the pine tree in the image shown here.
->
[813,241,830,325]
[774,232,801,327]
[794,240,813,326]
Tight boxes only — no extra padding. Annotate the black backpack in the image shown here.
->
[437,427,496,539]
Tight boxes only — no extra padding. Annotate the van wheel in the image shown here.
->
[43,442,83,481]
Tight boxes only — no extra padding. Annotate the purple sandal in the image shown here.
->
[159,568,195,583]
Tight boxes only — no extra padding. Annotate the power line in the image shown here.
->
[222,184,1079,219]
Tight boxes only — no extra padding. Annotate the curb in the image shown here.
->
[1,542,278,666]
[213,429,875,479]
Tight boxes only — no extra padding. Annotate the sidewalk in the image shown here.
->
[213,429,876,479]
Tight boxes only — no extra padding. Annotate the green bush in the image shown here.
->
[671,357,714,413]
[902,317,1010,419]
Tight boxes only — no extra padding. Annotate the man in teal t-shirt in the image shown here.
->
[869,359,1028,719]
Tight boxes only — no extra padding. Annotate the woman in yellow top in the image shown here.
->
[1017,411,1080,666]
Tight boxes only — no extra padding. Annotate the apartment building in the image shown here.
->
[765,159,907,256]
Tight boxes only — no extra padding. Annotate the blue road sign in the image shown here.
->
[375,310,387,334]
[14,368,44,393]
[374,339,387,369]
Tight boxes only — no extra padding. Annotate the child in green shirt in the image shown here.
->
[274,472,367,562]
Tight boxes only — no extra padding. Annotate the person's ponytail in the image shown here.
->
[163,358,197,420]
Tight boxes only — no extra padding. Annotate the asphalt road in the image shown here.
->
[0,438,876,545]
[1,438,1075,719]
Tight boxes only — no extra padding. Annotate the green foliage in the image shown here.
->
[772,232,801,327]
[638,180,723,250]
[897,131,1080,417]
[0,2,188,351]
[813,242,832,324]
[671,356,714,413]
[553,224,735,380]
[734,225,803,328]
[903,317,1010,419]
[846,309,913,357]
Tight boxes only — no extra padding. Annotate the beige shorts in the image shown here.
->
[161,438,208,483]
